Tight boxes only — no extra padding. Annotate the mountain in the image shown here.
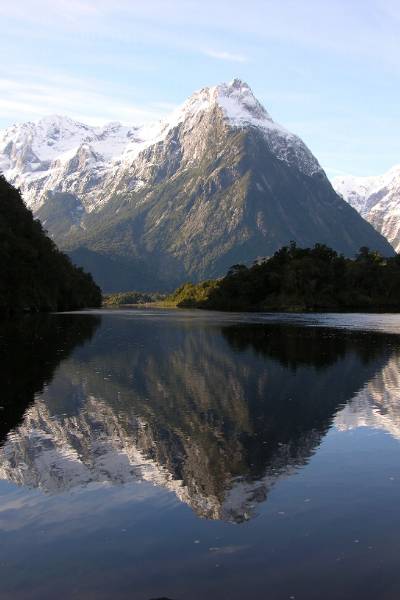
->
[0,176,102,313]
[1,80,394,291]
[333,165,400,251]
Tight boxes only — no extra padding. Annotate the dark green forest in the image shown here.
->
[0,176,101,315]
[166,242,400,311]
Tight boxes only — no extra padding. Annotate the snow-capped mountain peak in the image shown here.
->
[163,78,281,134]
[0,79,323,214]
[333,165,400,250]
[0,79,394,290]
[217,78,272,123]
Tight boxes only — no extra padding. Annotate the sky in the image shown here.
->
[0,0,399,179]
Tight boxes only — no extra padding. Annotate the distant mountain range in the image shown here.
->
[333,165,400,252]
[0,79,394,291]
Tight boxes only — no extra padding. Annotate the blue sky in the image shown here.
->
[0,0,399,178]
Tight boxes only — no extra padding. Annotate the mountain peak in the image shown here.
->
[38,113,76,124]
[215,79,272,125]
[333,165,400,251]
[228,77,249,88]
[164,79,276,135]
[0,79,395,292]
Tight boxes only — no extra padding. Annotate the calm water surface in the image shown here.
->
[1,309,400,599]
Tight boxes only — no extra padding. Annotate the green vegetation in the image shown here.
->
[164,242,400,311]
[103,290,165,306]
[0,176,102,315]
[164,280,221,307]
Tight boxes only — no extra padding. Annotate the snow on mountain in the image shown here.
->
[166,79,283,134]
[0,79,322,213]
[333,165,400,251]
[0,115,139,211]
[2,78,393,291]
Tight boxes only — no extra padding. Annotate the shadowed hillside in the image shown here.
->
[0,176,101,314]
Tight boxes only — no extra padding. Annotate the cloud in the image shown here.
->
[0,69,168,128]
[203,49,247,63]
[0,0,398,176]
[2,1,400,72]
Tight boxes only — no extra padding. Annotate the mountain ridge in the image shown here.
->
[0,79,322,213]
[1,80,394,291]
[333,165,400,251]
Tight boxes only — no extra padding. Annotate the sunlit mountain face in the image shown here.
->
[0,312,398,523]
[1,80,393,292]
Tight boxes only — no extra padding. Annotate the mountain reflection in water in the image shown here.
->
[0,313,399,523]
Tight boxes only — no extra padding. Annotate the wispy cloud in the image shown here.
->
[0,0,399,175]
[0,68,168,127]
[203,49,247,63]
[1,0,400,69]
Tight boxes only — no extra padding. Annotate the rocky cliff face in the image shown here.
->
[333,165,400,251]
[1,80,394,291]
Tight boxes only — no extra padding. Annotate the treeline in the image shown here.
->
[0,176,101,315]
[166,242,400,311]
[103,290,165,306]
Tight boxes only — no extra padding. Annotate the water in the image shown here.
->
[1,309,400,599]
